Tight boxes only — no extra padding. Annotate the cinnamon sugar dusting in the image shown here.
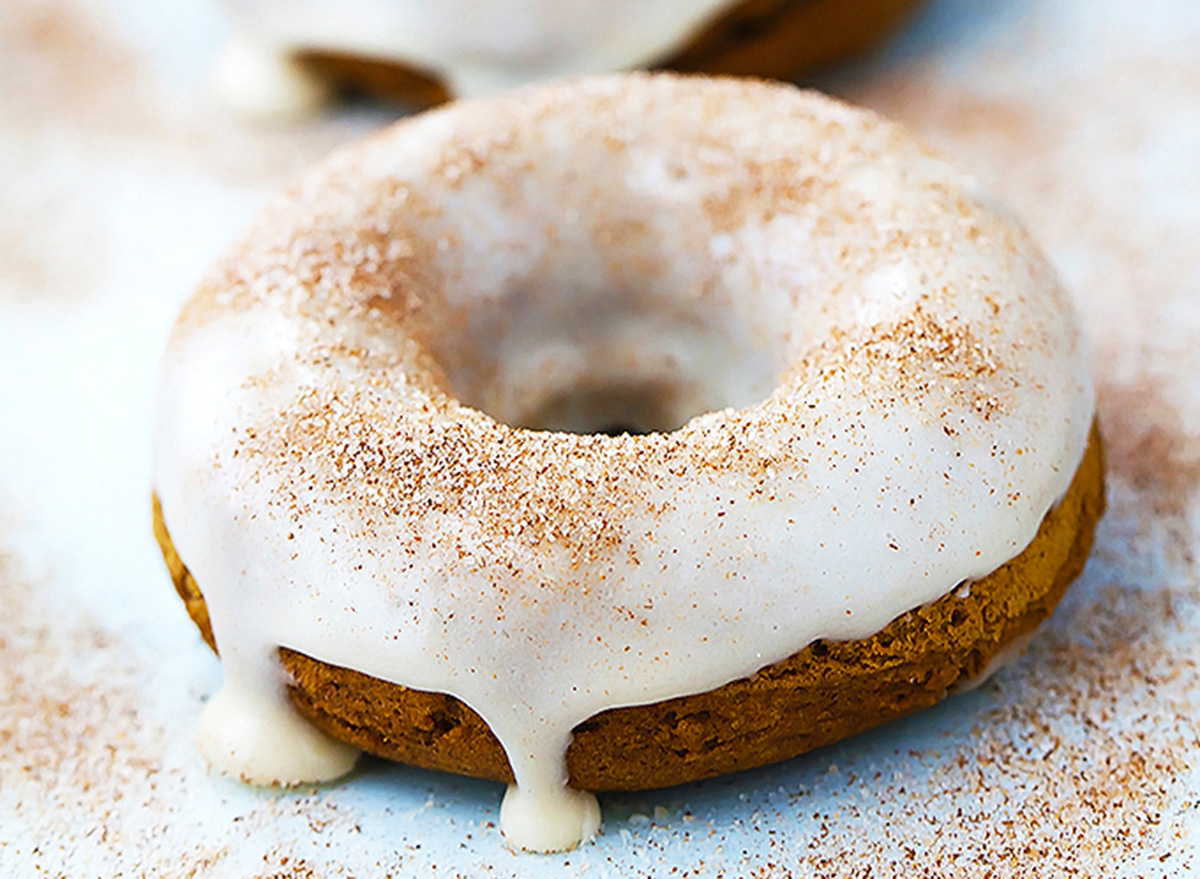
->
[1101,381,1200,519]
[237,378,815,580]
[796,305,1008,421]
[240,385,661,573]
[231,286,1021,583]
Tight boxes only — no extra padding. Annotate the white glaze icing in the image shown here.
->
[215,0,737,114]
[154,76,1094,852]
[197,674,359,785]
[211,33,333,121]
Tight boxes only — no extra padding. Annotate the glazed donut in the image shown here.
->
[154,75,1103,852]
[212,0,925,116]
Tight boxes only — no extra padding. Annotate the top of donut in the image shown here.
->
[170,75,1084,577]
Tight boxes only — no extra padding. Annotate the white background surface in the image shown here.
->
[1,1,1198,876]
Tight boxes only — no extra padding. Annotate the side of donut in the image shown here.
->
[154,424,1103,792]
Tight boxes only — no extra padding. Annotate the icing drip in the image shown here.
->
[501,784,602,853]
[198,675,358,786]
[210,33,333,121]
[154,77,1094,852]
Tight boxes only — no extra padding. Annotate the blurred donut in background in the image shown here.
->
[213,0,925,117]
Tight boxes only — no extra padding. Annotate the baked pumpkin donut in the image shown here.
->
[154,75,1103,852]
[212,0,925,116]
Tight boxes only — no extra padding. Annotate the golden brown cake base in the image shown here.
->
[154,424,1104,792]
[297,0,925,109]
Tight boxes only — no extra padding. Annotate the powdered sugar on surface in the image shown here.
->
[1,0,1198,876]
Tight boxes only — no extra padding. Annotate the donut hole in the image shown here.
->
[389,116,797,435]
[422,251,782,436]
[517,379,678,436]
[436,306,778,436]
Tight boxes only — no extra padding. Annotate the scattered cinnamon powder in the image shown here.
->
[0,0,159,137]
[1099,381,1200,520]
[0,535,363,878]
[0,546,169,863]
